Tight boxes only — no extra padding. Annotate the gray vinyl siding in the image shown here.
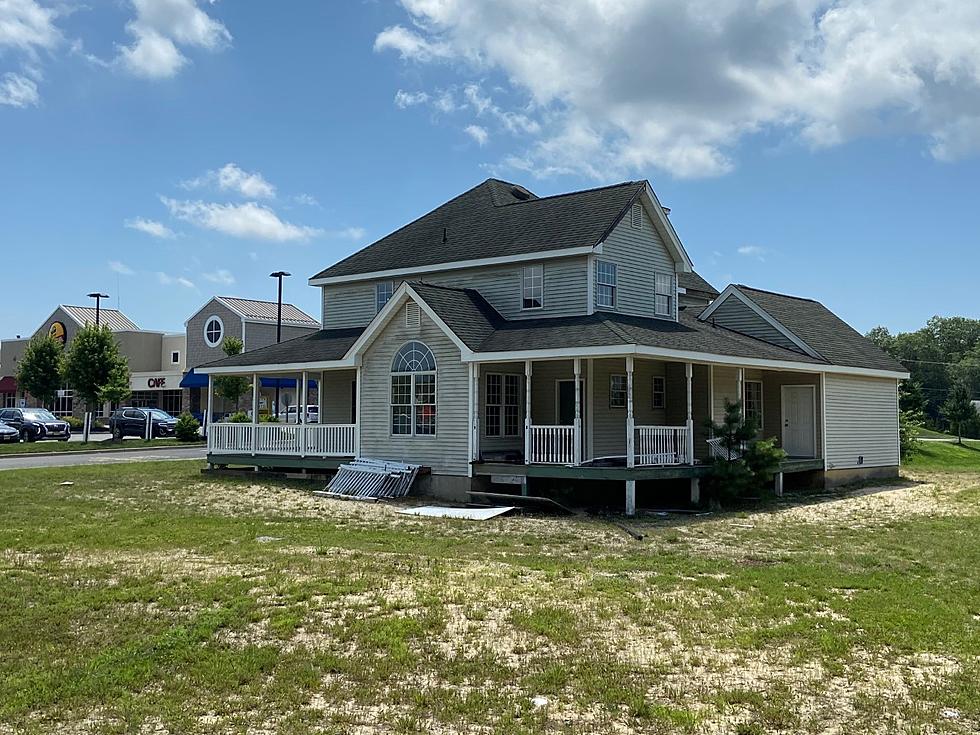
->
[321,256,589,330]
[679,293,713,309]
[359,302,469,476]
[318,369,357,424]
[596,204,677,319]
[692,365,711,461]
[244,322,320,352]
[711,366,740,423]
[707,297,800,351]
[186,300,243,369]
[478,363,525,456]
[529,360,574,428]
[824,375,899,469]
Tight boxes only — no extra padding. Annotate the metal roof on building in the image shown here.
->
[60,305,140,331]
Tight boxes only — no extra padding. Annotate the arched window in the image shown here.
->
[391,341,436,435]
[204,315,224,347]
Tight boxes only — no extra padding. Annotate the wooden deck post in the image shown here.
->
[524,359,533,464]
[573,357,582,466]
[775,471,784,497]
[690,477,700,505]
[626,479,636,516]
[626,355,635,469]
[685,362,695,464]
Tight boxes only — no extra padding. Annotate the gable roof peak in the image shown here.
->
[736,284,818,304]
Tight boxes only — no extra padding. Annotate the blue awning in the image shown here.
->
[179,369,208,389]
[260,378,317,389]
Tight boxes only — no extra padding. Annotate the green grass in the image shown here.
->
[1,460,979,733]
[905,440,980,471]
[915,427,955,439]
[0,438,203,455]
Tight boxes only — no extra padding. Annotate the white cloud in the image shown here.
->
[737,245,768,261]
[161,197,322,242]
[125,216,176,239]
[117,0,230,79]
[394,89,429,108]
[378,0,980,178]
[157,271,194,288]
[327,226,366,241]
[0,0,61,53]
[183,163,276,198]
[464,124,488,146]
[293,193,320,208]
[108,260,134,276]
[0,71,38,107]
[202,268,235,285]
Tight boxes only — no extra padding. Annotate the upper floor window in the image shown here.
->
[391,341,436,436]
[376,281,394,313]
[655,273,674,317]
[522,265,543,310]
[596,261,617,309]
[203,316,224,347]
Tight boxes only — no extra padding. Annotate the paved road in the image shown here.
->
[0,446,208,471]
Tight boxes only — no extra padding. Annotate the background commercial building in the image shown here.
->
[0,305,186,417]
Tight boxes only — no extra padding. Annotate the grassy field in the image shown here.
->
[1,459,979,734]
[0,438,203,455]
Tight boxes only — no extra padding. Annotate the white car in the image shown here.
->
[278,405,319,423]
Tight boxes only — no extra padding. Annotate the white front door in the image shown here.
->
[781,385,816,458]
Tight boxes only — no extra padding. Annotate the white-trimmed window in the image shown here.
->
[171,351,180,364]
[376,281,394,313]
[390,341,436,436]
[522,264,543,310]
[652,376,666,409]
[486,373,520,437]
[53,386,73,417]
[596,261,617,308]
[655,273,674,317]
[744,380,763,428]
[610,374,627,408]
[203,316,224,347]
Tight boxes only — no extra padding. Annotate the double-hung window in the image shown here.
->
[486,374,520,437]
[744,380,763,429]
[652,376,666,409]
[390,341,437,436]
[522,265,543,310]
[596,260,617,308]
[655,273,673,317]
[609,374,627,408]
[376,281,394,313]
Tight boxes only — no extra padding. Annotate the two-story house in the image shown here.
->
[199,179,908,510]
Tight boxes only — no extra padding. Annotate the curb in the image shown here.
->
[0,443,207,460]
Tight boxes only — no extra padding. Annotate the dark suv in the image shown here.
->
[108,408,178,439]
[0,407,71,442]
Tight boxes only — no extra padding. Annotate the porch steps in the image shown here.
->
[315,458,422,501]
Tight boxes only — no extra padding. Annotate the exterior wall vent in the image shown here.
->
[631,203,642,229]
[405,302,421,330]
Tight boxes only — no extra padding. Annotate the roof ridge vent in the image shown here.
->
[510,185,532,201]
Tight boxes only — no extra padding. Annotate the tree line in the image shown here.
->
[867,316,980,441]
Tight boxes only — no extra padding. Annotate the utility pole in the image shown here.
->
[87,292,109,326]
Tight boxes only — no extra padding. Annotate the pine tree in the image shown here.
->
[942,379,975,445]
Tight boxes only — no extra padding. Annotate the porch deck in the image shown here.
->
[472,457,823,482]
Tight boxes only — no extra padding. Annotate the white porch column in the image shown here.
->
[300,371,308,457]
[573,358,582,465]
[469,363,481,466]
[206,374,214,431]
[737,367,745,419]
[354,365,362,457]
[318,370,324,422]
[251,373,258,457]
[685,362,695,464]
[524,359,533,464]
[626,355,635,469]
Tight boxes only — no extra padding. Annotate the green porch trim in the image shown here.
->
[473,457,824,481]
[206,453,350,470]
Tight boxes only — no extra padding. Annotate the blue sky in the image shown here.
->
[1,0,978,340]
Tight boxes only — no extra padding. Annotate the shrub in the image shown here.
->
[175,412,201,442]
[704,399,786,504]
[899,410,921,458]
[226,411,250,424]
[66,416,84,430]
[260,413,279,423]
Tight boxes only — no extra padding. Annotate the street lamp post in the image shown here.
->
[269,272,291,420]
[87,292,109,326]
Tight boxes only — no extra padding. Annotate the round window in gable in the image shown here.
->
[204,316,224,347]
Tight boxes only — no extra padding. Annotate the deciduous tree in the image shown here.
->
[15,335,64,407]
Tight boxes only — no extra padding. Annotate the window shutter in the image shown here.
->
[405,302,421,329]
[631,203,642,229]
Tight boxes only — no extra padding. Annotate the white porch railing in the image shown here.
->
[208,422,357,457]
[528,425,576,464]
[634,425,689,466]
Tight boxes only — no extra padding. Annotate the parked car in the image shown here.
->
[108,408,178,439]
[278,405,319,423]
[0,419,19,443]
[0,407,71,442]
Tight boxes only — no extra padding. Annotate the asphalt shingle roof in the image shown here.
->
[312,179,645,280]
[218,297,320,327]
[678,271,719,297]
[735,286,906,372]
[62,305,140,332]
[408,282,504,350]
[200,327,363,369]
